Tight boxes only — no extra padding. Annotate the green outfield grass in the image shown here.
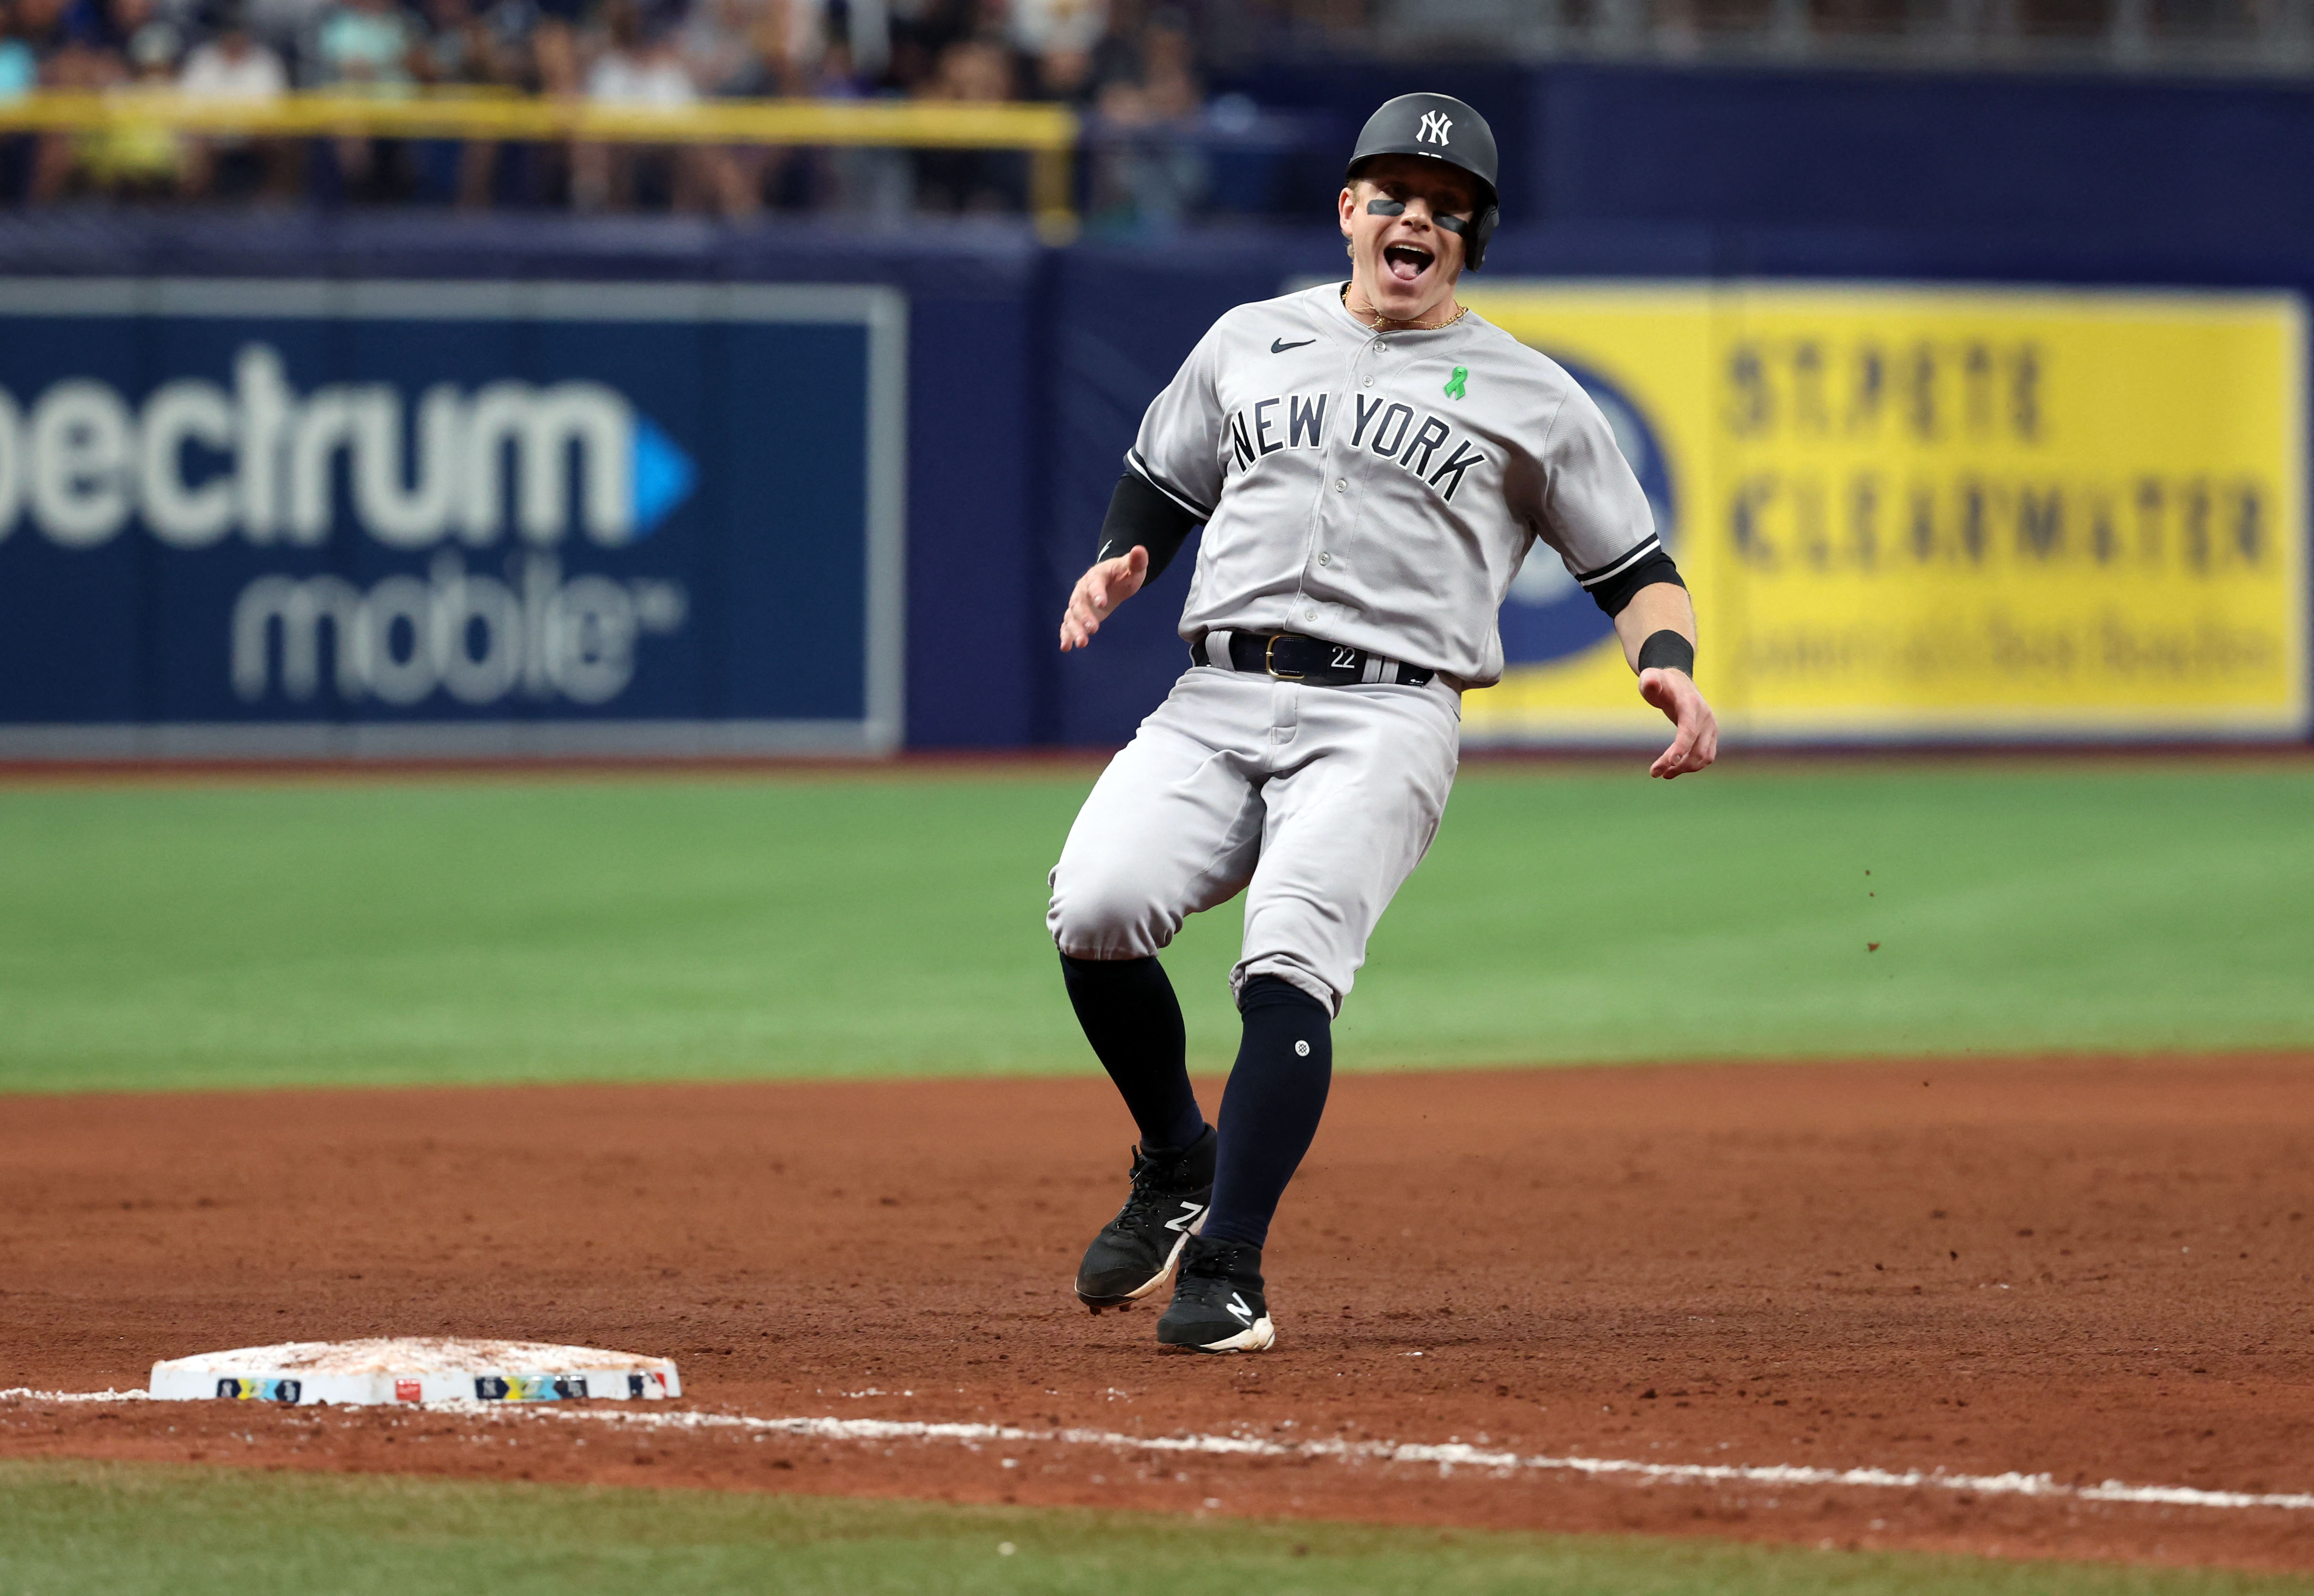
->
[0,1459,2305,1596]
[0,761,2308,1094]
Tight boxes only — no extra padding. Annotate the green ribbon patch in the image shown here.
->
[1444,366,1468,400]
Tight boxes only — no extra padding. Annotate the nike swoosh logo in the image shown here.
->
[1271,338,1316,353]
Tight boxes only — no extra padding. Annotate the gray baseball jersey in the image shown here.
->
[1126,281,1658,688]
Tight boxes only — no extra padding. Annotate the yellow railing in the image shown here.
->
[0,91,1083,233]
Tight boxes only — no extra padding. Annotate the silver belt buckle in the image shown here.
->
[1264,634,1305,680]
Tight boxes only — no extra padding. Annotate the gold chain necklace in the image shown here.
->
[1343,283,1469,333]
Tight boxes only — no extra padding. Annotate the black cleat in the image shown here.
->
[1156,1234,1275,1353]
[1074,1129,1214,1309]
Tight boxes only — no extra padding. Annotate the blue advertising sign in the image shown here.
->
[0,279,906,756]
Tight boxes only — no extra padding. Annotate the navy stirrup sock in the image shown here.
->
[1202,975,1333,1249]
[1060,953,1206,1154]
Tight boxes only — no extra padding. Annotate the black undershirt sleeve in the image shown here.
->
[1587,547,1686,618]
[1097,472,1201,583]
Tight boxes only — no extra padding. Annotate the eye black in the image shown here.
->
[1365,198,1406,217]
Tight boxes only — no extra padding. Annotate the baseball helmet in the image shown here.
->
[1345,92,1500,271]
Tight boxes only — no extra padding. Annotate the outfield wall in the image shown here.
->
[0,67,2310,752]
[1043,234,2312,750]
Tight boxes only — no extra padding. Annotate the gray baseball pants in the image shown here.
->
[1046,663,1461,1013]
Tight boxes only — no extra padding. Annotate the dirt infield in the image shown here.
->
[3,1057,2311,1569]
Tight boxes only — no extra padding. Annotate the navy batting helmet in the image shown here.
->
[1345,93,1500,271]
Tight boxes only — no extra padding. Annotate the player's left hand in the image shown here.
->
[1059,546,1149,652]
[1639,668,1718,779]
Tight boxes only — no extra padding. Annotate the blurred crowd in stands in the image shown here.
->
[0,0,1275,217]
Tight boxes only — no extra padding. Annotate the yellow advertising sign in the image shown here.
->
[1456,283,2307,742]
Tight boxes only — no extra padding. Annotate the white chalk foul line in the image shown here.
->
[466,1403,2314,1514]
[5,1389,2310,1514]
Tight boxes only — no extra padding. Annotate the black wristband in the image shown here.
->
[1637,629,1694,676]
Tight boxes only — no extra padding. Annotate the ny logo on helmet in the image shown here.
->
[1418,110,1452,145]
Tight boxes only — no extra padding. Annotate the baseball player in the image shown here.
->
[1047,93,1717,1354]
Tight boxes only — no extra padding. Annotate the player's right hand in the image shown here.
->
[1059,546,1149,651]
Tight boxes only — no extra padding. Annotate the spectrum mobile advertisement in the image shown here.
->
[0,280,905,756]
[1456,283,2307,744]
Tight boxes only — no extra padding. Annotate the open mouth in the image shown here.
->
[1382,243,1434,283]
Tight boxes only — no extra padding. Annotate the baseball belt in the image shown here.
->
[1193,629,1435,689]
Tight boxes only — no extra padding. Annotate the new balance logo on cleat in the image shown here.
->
[1074,1133,1217,1311]
[1157,1234,1276,1353]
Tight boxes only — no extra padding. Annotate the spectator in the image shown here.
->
[1135,6,1198,117]
[678,0,765,93]
[584,0,693,103]
[1090,1,1198,120]
[702,0,840,96]
[678,0,812,216]
[1026,41,1085,100]
[812,25,910,220]
[832,0,885,79]
[244,0,330,70]
[1010,0,1104,53]
[574,0,705,210]
[812,18,860,93]
[415,0,488,82]
[882,0,974,94]
[179,0,298,199]
[20,0,125,199]
[316,0,418,87]
[775,0,837,83]
[414,0,532,205]
[0,0,39,101]
[1086,5,1205,234]
[116,0,182,72]
[911,31,1023,213]
[81,17,186,197]
[528,0,577,94]
[182,0,289,93]
[315,0,421,196]
[1078,0,1144,98]
[35,0,126,56]
[1008,0,1100,101]
[471,0,547,89]
[9,0,108,65]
